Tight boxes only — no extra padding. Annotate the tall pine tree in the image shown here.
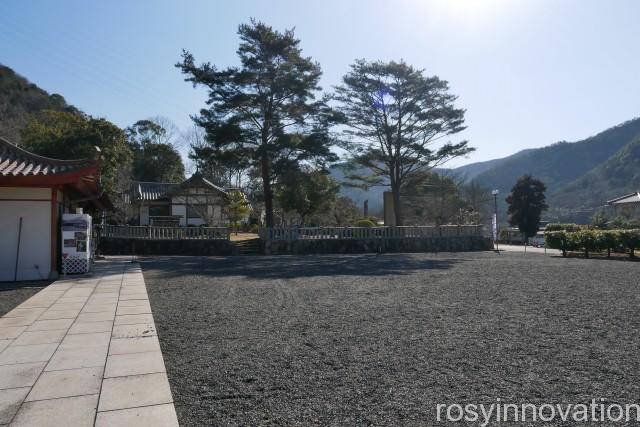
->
[334,60,472,225]
[177,20,338,227]
[505,175,548,242]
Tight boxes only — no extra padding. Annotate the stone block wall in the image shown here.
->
[264,236,492,255]
[99,238,233,256]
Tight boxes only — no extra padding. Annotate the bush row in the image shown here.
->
[545,223,584,232]
[545,229,640,258]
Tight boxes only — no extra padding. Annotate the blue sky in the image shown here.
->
[2,0,639,166]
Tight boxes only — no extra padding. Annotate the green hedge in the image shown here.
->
[545,229,640,258]
[545,223,584,232]
[353,219,376,227]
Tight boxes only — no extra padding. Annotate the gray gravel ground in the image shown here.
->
[0,281,49,316]
[142,252,640,426]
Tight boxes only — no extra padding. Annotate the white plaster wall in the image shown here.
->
[0,187,51,200]
[172,204,206,226]
[172,204,186,226]
[0,200,52,281]
[213,206,221,224]
[139,205,150,225]
[187,217,206,226]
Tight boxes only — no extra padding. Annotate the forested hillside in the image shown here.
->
[461,118,640,193]
[549,137,640,214]
[0,64,76,143]
[451,118,640,222]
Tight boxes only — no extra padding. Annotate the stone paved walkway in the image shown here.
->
[0,259,178,426]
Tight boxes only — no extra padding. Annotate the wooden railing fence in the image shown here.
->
[259,225,485,241]
[102,225,229,240]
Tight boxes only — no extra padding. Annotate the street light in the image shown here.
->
[491,189,499,251]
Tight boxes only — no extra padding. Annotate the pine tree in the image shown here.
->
[505,175,548,242]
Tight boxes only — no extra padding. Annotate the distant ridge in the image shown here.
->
[0,64,76,143]
[452,117,640,222]
[331,118,640,222]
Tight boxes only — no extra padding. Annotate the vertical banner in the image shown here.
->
[492,213,497,241]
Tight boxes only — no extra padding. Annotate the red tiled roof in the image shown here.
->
[0,137,98,177]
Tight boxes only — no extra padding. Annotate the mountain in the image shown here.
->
[0,64,76,143]
[330,165,386,215]
[452,118,640,222]
[331,118,640,223]
[331,164,451,216]
[452,154,530,181]
[460,118,640,192]
[549,137,640,215]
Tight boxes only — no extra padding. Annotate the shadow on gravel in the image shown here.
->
[0,280,50,292]
[0,280,50,316]
[140,253,465,279]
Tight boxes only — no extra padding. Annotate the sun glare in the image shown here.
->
[418,0,518,27]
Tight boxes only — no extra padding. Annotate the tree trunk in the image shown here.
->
[260,154,274,228]
[391,184,403,226]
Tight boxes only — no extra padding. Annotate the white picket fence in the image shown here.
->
[102,225,230,240]
[259,225,484,241]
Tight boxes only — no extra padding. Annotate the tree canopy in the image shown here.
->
[335,59,472,225]
[176,19,339,227]
[126,119,185,182]
[186,124,250,188]
[0,65,78,144]
[20,109,132,197]
[275,169,339,225]
[225,190,251,233]
[505,175,548,240]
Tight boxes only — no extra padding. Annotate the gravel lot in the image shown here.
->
[142,252,640,426]
[0,281,49,316]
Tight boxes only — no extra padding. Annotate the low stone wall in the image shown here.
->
[99,238,233,256]
[100,235,492,256]
[264,236,492,255]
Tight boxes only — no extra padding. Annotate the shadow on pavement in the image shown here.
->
[139,253,466,280]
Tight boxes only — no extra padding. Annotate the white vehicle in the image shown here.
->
[529,232,545,248]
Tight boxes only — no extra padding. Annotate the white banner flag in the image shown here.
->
[492,213,497,241]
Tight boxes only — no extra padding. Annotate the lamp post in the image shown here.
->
[491,189,499,251]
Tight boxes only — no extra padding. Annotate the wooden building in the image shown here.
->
[608,192,640,220]
[126,174,231,226]
[0,137,108,281]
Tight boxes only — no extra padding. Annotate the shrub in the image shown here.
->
[353,219,376,227]
[575,229,598,258]
[597,230,620,257]
[544,231,567,256]
[545,228,640,258]
[610,217,640,230]
[618,229,640,258]
[249,223,260,234]
[545,223,583,232]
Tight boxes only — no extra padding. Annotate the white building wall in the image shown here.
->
[0,187,52,281]
[172,204,186,226]
[187,216,206,226]
[139,205,150,225]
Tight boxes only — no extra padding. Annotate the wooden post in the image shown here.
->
[14,217,23,281]
[50,188,59,277]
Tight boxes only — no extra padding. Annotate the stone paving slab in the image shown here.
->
[0,259,178,426]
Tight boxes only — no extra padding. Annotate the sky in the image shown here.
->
[1,0,639,167]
